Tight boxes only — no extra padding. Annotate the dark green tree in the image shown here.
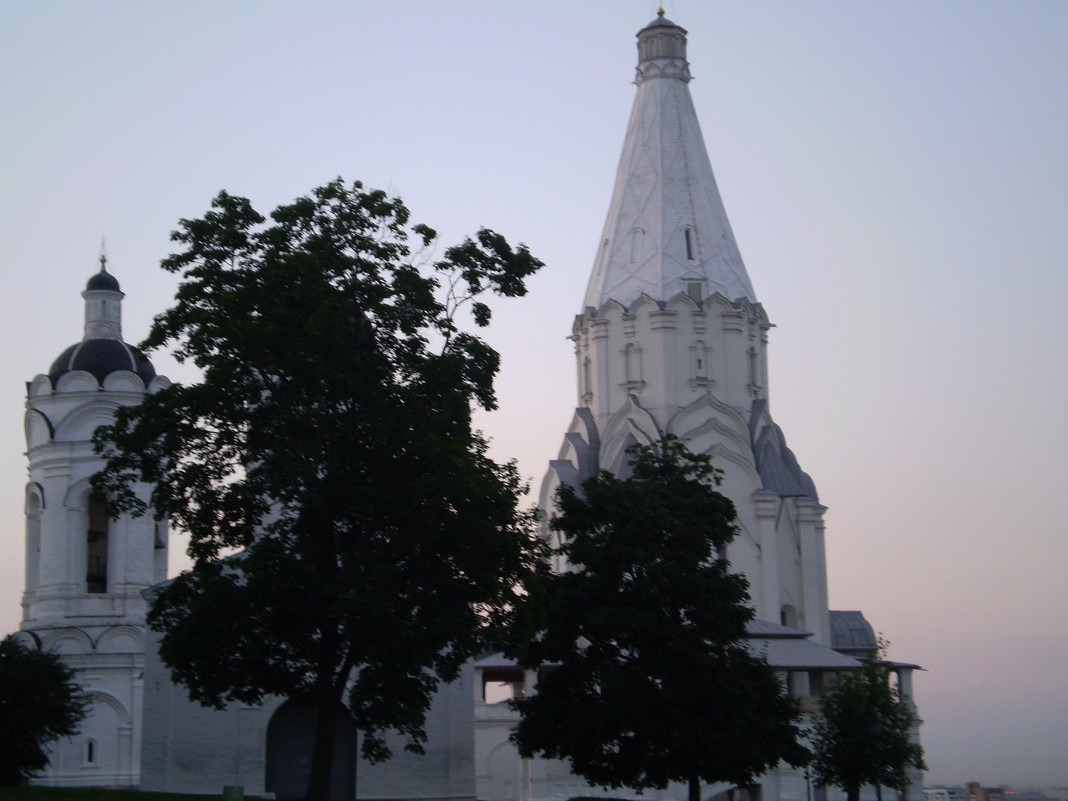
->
[93,179,543,801]
[0,635,88,785]
[510,437,808,801]
[809,652,925,801]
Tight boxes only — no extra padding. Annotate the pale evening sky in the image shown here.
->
[1,0,1066,789]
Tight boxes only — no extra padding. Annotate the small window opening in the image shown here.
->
[687,281,702,300]
[629,228,643,263]
[624,343,641,384]
[482,668,525,704]
[87,501,108,593]
[86,739,96,765]
[692,341,709,380]
[684,227,695,260]
[780,605,798,628]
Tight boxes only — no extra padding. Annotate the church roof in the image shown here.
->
[583,11,756,310]
[48,339,156,387]
[473,618,865,673]
[86,267,121,292]
[829,610,878,654]
[46,259,155,387]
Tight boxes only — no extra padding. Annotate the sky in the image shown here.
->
[2,0,1067,790]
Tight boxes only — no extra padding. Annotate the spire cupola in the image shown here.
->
[45,255,156,388]
[636,10,690,83]
[83,253,124,341]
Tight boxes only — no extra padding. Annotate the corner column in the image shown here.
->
[797,499,829,645]
[753,491,781,623]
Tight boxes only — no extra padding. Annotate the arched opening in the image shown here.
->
[265,700,356,800]
[86,500,109,593]
[780,604,798,629]
[25,490,42,595]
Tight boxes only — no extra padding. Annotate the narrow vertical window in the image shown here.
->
[629,228,644,263]
[692,341,709,379]
[684,227,695,260]
[624,343,641,384]
[86,500,108,593]
[26,492,42,594]
[85,739,97,765]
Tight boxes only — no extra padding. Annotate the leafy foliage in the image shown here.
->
[0,635,88,785]
[92,179,543,800]
[510,437,807,796]
[809,652,925,801]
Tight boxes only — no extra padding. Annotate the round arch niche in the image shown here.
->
[265,699,356,800]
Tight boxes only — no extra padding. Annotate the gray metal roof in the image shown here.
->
[829,610,878,653]
[474,619,866,673]
[746,635,863,671]
[745,619,812,639]
[749,399,819,500]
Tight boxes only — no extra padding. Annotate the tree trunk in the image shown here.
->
[689,774,702,801]
[305,510,346,801]
[305,617,346,801]
[846,782,861,801]
[306,680,342,801]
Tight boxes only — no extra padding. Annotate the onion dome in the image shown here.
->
[48,340,156,387]
[85,268,121,292]
[46,256,156,388]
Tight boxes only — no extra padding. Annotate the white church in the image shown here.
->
[14,12,921,801]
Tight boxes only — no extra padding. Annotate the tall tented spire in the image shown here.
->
[582,12,756,310]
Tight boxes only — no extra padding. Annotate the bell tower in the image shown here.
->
[19,257,169,787]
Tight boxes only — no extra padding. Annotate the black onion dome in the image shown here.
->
[643,9,684,30]
[48,339,156,387]
[85,270,121,292]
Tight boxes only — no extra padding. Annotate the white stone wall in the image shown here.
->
[21,366,169,788]
[141,625,476,800]
[542,291,829,645]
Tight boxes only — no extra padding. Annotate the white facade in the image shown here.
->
[18,260,170,788]
[478,12,919,801]
[545,10,828,645]
[14,13,921,801]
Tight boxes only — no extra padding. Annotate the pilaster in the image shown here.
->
[797,498,830,645]
[753,491,781,623]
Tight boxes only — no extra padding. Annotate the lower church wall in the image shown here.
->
[141,628,476,800]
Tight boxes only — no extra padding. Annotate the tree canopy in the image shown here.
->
[809,651,925,801]
[509,437,807,801]
[0,635,88,785]
[93,178,543,800]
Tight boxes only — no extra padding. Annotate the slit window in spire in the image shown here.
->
[629,228,644,263]
[684,227,696,261]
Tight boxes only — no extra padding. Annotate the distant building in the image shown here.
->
[925,787,964,801]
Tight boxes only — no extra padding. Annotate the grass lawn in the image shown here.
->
[1,789,233,800]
